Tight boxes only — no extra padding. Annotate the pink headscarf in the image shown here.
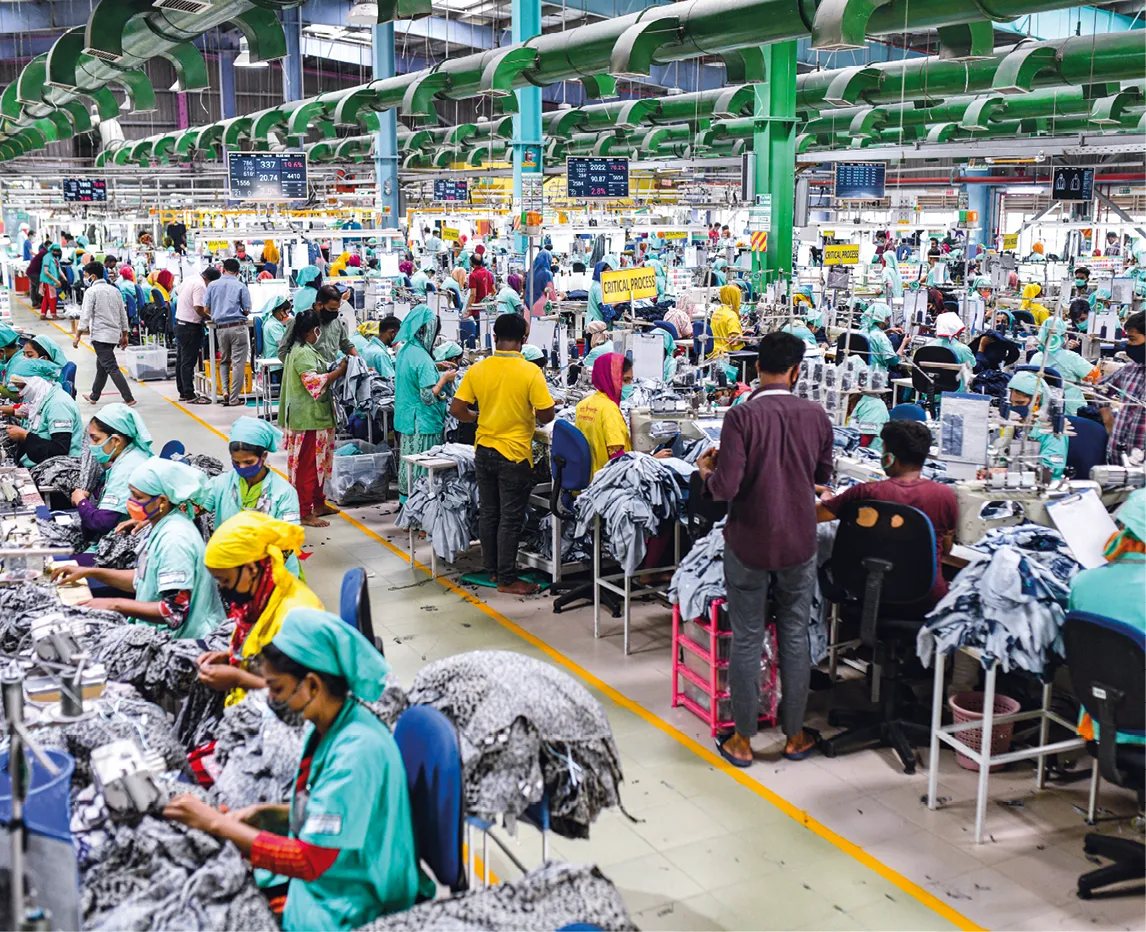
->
[118,266,134,282]
[474,244,485,256]
[507,273,522,293]
[347,254,361,268]
[399,260,414,276]
[591,352,625,406]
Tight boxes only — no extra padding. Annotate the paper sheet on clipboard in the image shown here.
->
[1044,489,1119,569]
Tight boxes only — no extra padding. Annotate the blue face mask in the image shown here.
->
[234,458,265,481]
[620,383,634,402]
[91,436,118,464]
[1011,404,1031,419]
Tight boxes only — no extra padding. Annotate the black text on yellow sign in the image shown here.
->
[823,244,860,265]
[601,267,658,302]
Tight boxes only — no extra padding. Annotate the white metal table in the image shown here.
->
[400,454,458,580]
[254,357,281,421]
[926,645,1086,843]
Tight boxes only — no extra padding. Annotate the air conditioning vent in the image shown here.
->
[153,0,213,13]
[82,47,125,64]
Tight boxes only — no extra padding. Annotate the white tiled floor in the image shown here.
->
[21,294,1145,931]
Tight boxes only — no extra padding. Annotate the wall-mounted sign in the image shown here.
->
[226,152,308,201]
[567,157,629,199]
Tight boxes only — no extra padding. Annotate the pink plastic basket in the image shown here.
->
[949,691,1021,772]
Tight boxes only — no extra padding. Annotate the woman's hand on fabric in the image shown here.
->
[114,518,145,536]
[164,794,224,834]
[6,426,27,442]
[71,489,91,506]
[50,564,89,585]
[78,597,123,612]
[197,650,229,667]
[652,450,673,460]
[0,405,15,416]
[225,803,276,826]
[197,663,244,691]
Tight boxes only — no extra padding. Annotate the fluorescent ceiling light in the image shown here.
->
[234,38,266,68]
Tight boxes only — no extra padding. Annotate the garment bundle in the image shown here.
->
[573,452,684,575]
[396,443,479,563]
[917,526,1080,673]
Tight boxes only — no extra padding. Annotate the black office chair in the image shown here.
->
[968,333,1020,371]
[911,345,961,417]
[1014,363,1063,390]
[1065,416,1109,480]
[686,471,727,541]
[943,300,960,315]
[1012,309,1036,328]
[834,331,871,365]
[340,567,383,654]
[819,500,938,774]
[1062,612,1144,899]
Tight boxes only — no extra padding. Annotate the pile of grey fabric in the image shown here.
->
[0,582,123,654]
[172,452,224,477]
[31,448,101,495]
[210,692,305,811]
[382,650,624,838]
[917,525,1080,674]
[356,862,636,932]
[520,507,592,565]
[74,776,278,932]
[396,443,479,563]
[33,516,147,568]
[573,452,683,574]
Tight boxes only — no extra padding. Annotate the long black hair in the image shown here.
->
[287,308,321,351]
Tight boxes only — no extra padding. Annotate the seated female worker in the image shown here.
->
[52,458,225,638]
[71,404,154,543]
[199,511,322,705]
[0,375,82,466]
[2,335,67,397]
[1004,371,1068,480]
[576,353,671,475]
[201,417,304,578]
[164,609,428,932]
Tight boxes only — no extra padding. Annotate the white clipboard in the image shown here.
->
[1045,489,1119,570]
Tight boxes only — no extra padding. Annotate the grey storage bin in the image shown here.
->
[325,440,391,504]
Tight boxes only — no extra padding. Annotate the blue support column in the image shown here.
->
[281,6,304,103]
[512,0,542,252]
[372,22,400,228]
[218,48,237,120]
[963,167,993,255]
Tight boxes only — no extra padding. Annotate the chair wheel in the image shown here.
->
[820,742,837,759]
[1077,887,1092,900]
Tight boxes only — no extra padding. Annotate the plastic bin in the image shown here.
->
[125,344,168,382]
[949,691,1022,772]
[325,439,392,504]
[0,748,75,840]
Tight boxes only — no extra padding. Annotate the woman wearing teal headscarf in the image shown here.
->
[70,403,154,543]
[395,305,454,501]
[1028,317,1101,415]
[260,294,294,360]
[52,458,225,638]
[409,264,434,297]
[878,252,903,301]
[203,417,303,578]
[1005,370,1067,479]
[859,302,899,372]
[645,255,666,299]
[293,265,322,314]
[164,608,426,931]
[0,324,22,387]
[659,327,678,381]
[0,375,82,467]
[4,335,67,394]
[711,257,727,287]
[845,388,891,453]
[587,255,618,324]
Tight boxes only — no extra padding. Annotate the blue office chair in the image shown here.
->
[159,440,185,460]
[889,403,928,422]
[459,319,478,350]
[252,315,264,358]
[651,320,678,340]
[393,705,467,895]
[60,361,77,399]
[340,567,381,654]
[819,500,937,774]
[1065,416,1108,480]
[691,321,713,359]
[1062,612,1145,898]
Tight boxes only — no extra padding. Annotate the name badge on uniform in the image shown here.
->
[52,420,72,430]
[303,813,342,836]
[158,571,189,588]
[282,512,300,524]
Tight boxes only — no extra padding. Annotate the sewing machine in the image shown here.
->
[629,405,719,453]
[953,479,1103,545]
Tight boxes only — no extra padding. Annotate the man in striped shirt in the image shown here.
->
[1098,311,1145,464]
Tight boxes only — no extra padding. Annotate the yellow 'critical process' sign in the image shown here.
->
[824,244,860,265]
[601,267,658,301]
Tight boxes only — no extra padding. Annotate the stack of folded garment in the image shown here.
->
[669,518,727,622]
[396,443,479,563]
[573,452,683,574]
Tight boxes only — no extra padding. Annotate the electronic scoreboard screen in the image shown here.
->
[566,157,630,199]
[227,152,308,201]
[834,162,886,200]
[63,178,107,202]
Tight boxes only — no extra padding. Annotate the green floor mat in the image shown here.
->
[459,570,551,591]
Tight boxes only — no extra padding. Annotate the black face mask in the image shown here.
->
[268,695,305,727]
[219,565,257,606]
[320,310,339,323]
[1127,342,1145,364]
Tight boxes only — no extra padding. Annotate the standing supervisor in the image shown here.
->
[74,261,134,406]
[175,266,221,404]
[205,258,253,407]
[698,332,833,765]
[449,314,555,595]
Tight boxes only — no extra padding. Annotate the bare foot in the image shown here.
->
[721,732,754,764]
[315,502,341,516]
[301,515,330,528]
[497,579,541,596]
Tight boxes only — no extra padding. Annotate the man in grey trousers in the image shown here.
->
[203,257,251,406]
[698,332,834,765]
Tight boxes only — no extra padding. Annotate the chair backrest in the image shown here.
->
[686,470,727,538]
[911,345,961,398]
[824,500,937,638]
[1065,416,1108,480]
[943,300,960,315]
[834,330,870,364]
[252,315,264,357]
[393,705,467,893]
[551,420,592,493]
[691,321,713,358]
[459,319,477,349]
[889,403,927,422]
[60,361,77,387]
[1014,363,1063,389]
[159,440,185,460]
[339,567,378,650]
[1012,309,1036,326]
[652,320,678,340]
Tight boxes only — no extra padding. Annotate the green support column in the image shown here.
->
[752,41,798,290]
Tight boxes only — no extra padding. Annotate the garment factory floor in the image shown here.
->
[17,294,1144,932]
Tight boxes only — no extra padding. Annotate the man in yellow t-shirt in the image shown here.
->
[450,314,556,595]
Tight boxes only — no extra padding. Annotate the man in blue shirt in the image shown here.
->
[204,257,252,406]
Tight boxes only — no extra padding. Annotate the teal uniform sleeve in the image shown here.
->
[586,283,605,323]
[867,329,898,369]
[298,731,381,851]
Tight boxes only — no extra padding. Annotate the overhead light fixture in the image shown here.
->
[234,37,267,68]
[347,1,377,26]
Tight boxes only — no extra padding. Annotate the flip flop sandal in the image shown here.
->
[714,733,753,768]
[782,727,823,762]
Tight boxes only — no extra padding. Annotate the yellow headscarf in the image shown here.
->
[261,239,280,264]
[719,284,742,316]
[328,252,352,277]
[1020,283,1050,324]
[205,511,322,703]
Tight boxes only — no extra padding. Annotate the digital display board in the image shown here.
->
[834,162,886,200]
[226,152,308,201]
[1051,166,1094,202]
[566,157,629,199]
[63,178,107,202]
[433,179,468,201]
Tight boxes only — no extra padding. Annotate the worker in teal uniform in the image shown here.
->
[1028,317,1101,415]
[360,316,400,379]
[660,327,678,382]
[0,375,82,466]
[72,403,155,540]
[162,608,426,931]
[711,257,728,287]
[1005,370,1068,479]
[878,251,903,301]
[495,273,526,316]
[294,265,322,314]
[587,255,618,324]
[1069,488,1145,745]
[925,311,977,390]
[261,294,293,360]
[6,335,68,388]
[52,458,225,638]
[859,302,900,373]
[644,253,666,299]
[0,325,22,386]
[203,417,303,578]
[409,263,435,297]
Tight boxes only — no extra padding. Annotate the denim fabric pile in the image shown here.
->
[917,526,1080,673]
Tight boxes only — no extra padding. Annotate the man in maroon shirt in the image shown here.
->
[465,255,495,318]
[818,419,956,609]
[698,332,834,766]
